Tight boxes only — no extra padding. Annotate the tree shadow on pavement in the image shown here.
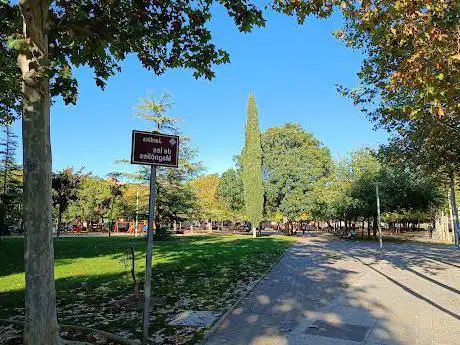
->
[205,237,397,345]
[206,235,460,345]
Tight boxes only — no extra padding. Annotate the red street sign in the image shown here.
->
[131,130,179,167]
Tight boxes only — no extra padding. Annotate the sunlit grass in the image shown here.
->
[0,235,294,343]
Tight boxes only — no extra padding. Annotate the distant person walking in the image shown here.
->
[347,224,357,241]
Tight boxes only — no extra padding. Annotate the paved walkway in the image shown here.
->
[205,234,460,345]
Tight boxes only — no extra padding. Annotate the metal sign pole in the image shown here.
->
[131,130,179,344]
[142,165,157,344]
[376,183,383,253]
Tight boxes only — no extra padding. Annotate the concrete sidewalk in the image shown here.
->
[205,234,460,345]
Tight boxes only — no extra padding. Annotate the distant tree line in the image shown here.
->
[0,122,449,241]
[46,124,449,239]
[216,124,445,237]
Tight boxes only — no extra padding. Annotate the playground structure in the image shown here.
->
[114,221,146,234]
[66,219,146,235]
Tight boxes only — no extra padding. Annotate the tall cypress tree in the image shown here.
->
[242,95,264,238]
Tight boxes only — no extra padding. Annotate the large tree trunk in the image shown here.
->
[19,2,59,345]
[449,175,459,246]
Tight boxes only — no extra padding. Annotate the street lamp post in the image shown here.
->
[376,183,383,253]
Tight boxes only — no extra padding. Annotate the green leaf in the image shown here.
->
[7,35,28,51]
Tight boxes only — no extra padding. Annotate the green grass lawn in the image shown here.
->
[0,235,293,344]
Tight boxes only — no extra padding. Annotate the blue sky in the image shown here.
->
[13,8,388,177]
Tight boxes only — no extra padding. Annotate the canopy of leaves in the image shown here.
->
[0,5,21,123]
[115,182,149,220]
[330,0,460,178]
[334,0,460,122]
[320,149,443,223]
[378,165,443,216]
[65,174,113,222]
[217,168,245,217]
[0,0,270,121]
[382,115,460,178]
[52,168,83,215]
[261,123,332,221]
[189,174,230,221]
